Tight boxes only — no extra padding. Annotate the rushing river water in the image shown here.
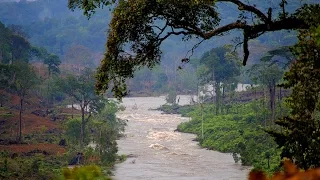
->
[113,96,249,180]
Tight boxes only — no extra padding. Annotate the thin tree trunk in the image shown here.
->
[47,72,50,115]
[279,87,282,116]
[18,95,23,143]
[99,128,102,156]
[0,50,2,63]
[71,102,74,119]
[80,106,85,147]
[222,85,225,115]
[269,80,276,125]
[254,86,258,120]
[263,87,267,127]
[215,82,220,115]
[9,52,13,65]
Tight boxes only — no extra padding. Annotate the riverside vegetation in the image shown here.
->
[159,98,286,174]
[0,21,126,179]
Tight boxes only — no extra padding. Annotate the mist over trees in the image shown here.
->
[0,0,303,96]
[0,0,320,179]
[68,0,320,173]
[0,8,125,178]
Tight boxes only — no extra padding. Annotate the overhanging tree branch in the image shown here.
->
[199,17,307,65]
[217,0,269,23]
[74,0,316,99]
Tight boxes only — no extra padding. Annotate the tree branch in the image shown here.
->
[200,16,307,65]
[155,21,169,40]
[217,0,269,23]
[158,30,190,44]
[202,21,249,39]
[85,113,92,123]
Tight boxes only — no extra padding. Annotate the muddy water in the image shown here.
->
[113,96,249,180]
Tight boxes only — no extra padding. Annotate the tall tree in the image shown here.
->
[44,53,61,111]
[198,45,240,114]
[0,22,31,64]
[248,62,283,124]
[68,0,318,98]
[268,8,320,169]
[12,62,38,142]
[10,33,31,63]
[31,46,62,111]
[0,64,16,107]
[89,100,125,164]
[58,68,104,147]
[44,54,61,76]
[0,22,11,64]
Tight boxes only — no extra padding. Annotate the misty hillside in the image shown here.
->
[1,1,320,179]
[0,0,306,65]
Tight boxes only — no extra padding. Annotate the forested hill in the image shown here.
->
[0,0,310,63]
[0,0,313,95]
[0,0,111,59]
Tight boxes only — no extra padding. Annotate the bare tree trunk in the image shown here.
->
[71,102,74,119]
[46,72,50,115]
[9,52,13,65]
[99,128,102,156]
[215,82,220,115]
[254,86,258,120]
[80,106,85,148]
[279,86,282,117]
[222,85,225,115]
[0,50,2,63]
[38,66,41,96]
[18,95,23,143]
[263,87,267,127]
[269,79,276,125]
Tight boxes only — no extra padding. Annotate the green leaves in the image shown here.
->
[174,103,281,172]
[199,46,241,84]
[66,1,320,98]
[12,62,39,96]
[58,68,102,111]
[68,0,115,17]
[62,165,110,180]
[267,7,320,169]
[93,0,220,98]
[44,54,61,75]
[0,22,32,64]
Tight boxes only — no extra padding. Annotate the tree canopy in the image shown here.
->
[267,17,320,169]
[198,45,240,85]
[68,0,319,98]
[57,68,105,146]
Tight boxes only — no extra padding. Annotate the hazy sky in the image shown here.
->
[0,0,37,2]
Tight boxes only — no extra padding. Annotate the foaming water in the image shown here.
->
[113,96,249,180]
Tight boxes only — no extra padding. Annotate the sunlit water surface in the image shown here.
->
[113,96,249,180]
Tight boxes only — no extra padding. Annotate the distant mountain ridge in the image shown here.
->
[0,0,315,66]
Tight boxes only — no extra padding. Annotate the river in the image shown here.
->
[113,96,249,180]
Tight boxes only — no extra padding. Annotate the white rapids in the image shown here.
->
[113,96,249,180]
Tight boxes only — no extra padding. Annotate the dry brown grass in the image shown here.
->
[0,143,66,155]
[249,160,320,180]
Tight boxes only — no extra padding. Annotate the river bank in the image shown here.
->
[158,101,282,174]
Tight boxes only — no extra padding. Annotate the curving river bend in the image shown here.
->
[113,96,249,180]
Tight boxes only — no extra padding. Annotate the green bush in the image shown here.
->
[172,102,282,173]
[0,153,66,180]
[61,165,111,180]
